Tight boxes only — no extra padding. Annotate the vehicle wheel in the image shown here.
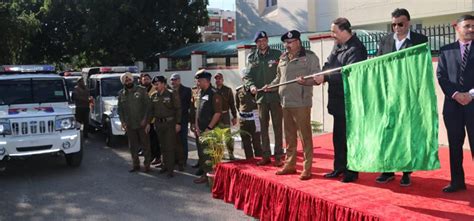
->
[104,121,116,147]
[66,145,83,167]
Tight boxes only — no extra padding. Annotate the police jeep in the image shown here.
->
[0,65,82,169]
[82,66,139,147]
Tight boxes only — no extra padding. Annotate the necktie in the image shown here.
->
[459,43,470,86]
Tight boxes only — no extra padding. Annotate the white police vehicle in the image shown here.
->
[0,65,82,168]
[82,66,139,147]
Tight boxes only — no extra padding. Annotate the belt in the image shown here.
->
[155,116,174,123]
[239,112,254,118]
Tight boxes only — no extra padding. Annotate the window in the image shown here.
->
[266,0,277,7]
[0,78,67,105]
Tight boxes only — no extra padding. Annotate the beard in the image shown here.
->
[125,83,134,89]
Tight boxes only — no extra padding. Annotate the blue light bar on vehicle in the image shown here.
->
[2,65,56,73]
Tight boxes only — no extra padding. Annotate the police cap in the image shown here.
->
[194,70,212,80]
[152,75,166,84]
[253,31,268,42]
[281,30,301,42]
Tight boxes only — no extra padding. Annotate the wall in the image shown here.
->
[338,0,474,27]
[236,0,309,39]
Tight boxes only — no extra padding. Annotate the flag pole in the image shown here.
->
[257,67,342,92]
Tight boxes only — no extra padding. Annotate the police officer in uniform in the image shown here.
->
[150,76,181,178]
[244,31,284,167]
[72,77,90,138]
[214,73,238,160]
[140,73,161,166]
[117,72,152,172]
[266,30,321,180]
[190,78,205,175]
[236,69,263,159]
[193,70,223,184]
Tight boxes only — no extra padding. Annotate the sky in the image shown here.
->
[208,0,235,11]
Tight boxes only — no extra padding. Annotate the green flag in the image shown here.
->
[342,43,440,172]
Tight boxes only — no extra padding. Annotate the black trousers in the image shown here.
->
[149,124,161,160]
[443,104,474,187]
[333,114,358,176]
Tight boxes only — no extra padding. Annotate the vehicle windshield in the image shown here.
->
[65,78,78,94]
[0,78,67,105]
[100,77,139,97]
[101,78,125,97]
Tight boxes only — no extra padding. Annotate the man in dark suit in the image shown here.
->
[170,73,192,166]
[437,14,474,193]
[375,8,428,187]
[312,17,368,183]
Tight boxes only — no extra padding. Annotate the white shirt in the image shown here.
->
[393,31,411,51]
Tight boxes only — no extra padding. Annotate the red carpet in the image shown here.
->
[212,133,474,221]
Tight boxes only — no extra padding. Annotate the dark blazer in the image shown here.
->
[323,35,368,116]
[437,41,474,114]
[377,31,428,56]
[178,84,192,124]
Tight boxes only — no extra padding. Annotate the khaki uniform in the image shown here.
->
[272,49,320,173]
[196,87,222,173]
[235,85,262,159]
[190,86,204,166]
[146,86,161,161]
[244,48,283,160]
[150,88,181,172]
[215,85,237,157]
[118,85,151,168]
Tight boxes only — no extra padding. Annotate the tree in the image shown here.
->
[0,0,209,68]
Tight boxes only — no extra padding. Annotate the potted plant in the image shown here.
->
[200,126,244,190]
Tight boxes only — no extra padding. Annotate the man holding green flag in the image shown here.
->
[374,8,428,187]
[339,42,440,174]
[311,17,367,183]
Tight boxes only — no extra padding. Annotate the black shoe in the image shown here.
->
[167,172,174,178]
[375,174,395,184]
[341,174,358,183]
[442,184,467,193]
[324,170,343,178]
[138,149,144,156]
[129,166,140,173]
[195,169,204,176]
[191,163,200,169]
[400,174,411,187]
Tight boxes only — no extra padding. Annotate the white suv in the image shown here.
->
[0,65,82,168]
[82,66,139,147]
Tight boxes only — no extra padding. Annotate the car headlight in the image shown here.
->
[55,115,76,131]
[0,119,12,135]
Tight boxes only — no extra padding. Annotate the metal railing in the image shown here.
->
[268,40,311,52]
[358,24,456,56]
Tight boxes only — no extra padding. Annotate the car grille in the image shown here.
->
[11,119,55,136]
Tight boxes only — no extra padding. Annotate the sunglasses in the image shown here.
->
[391,22,404,28]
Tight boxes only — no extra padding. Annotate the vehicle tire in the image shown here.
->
[104,119,116,148]
[66,143,83,167]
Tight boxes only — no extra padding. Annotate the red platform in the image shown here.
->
[212,133,474,221]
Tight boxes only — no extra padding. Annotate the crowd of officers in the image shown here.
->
[73,8,473,192]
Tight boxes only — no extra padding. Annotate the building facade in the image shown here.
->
[237,0,474,37]
[199,8,236,42]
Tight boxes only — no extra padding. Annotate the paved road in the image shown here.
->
[0,132,252,221]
